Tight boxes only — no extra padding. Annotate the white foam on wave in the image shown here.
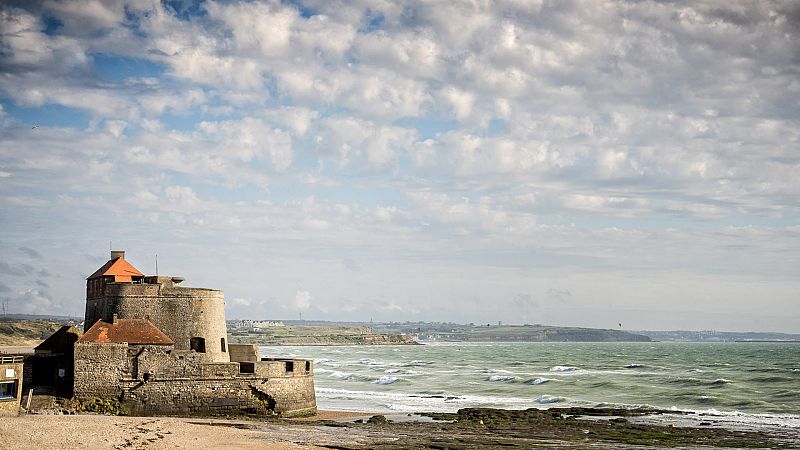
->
[481,369,514,374]
[535,395,561,404]
[549,365,578,372]
[329,371,354,380]
[385,368,419,375]
[634,408,800,434]
[372,376,399,385]
[527,378,550,385]
[360,358,385,366]
[486,375,515,382]
[406,360,434,366]
[320,360,344,368]
[315,387,573,413]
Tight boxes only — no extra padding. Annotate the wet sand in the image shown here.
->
[0,407,796,449]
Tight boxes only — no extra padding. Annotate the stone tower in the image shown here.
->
[85,251,230,363]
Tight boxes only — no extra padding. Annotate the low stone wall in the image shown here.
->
[228,344,259,362]
[249,358,313,378]
[118,372,316,417]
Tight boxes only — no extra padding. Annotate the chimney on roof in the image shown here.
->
[110,250,125,260]
[111,313,118,324]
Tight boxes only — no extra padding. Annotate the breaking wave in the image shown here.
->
[372,376,399,385]
[486,375,515,382]
[535,395,561,404]
[549,365,578,372]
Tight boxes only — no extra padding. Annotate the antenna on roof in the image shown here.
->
[155,254,158,276]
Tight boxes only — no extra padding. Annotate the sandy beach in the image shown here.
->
[1,407,796,449]
[0,411,374,450]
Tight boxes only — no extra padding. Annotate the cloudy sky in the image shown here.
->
[1,1,798,332]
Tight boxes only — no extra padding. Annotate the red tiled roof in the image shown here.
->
[87,256,144,280]
[77,319,174,345]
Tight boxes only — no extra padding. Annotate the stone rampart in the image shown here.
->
[73,343,315,417]
[118,373,316,417]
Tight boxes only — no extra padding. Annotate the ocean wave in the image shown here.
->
[385,368,419,375]
[524,378,550,385]
[480,369,514,374]
[625,363,643,368]
[320,361,344,368]
[549,365,578,372]
[359,358,385,366]
[486,375,515,382]
[668,377,733,387]
[587,381,616,389]
[749,375,793,383]
[372,376,399,385]
[406,360,435,366]
[315,387,571,413]
[535,395,561,404]
[644,409,800,432]
[329,371,354,380]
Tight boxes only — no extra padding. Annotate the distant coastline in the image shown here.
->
[2,315,798,346]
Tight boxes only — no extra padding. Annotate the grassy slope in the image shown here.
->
[0,319,63,346]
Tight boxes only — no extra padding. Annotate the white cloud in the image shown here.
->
[0,1,798,331]
[293,290,312,311]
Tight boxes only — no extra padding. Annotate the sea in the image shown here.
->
[262,341,800,433]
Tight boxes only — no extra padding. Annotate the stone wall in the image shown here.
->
[119,373,316,417]
[73,343,316,417]
[228,344,259,362]
[86,283,229,363]
[74,342,129,398]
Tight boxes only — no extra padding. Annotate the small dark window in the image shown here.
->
[0,381,17,399]
[240,362,255,374]
[305,361,310,371]
[190,337,206,353]
[221,337,226,352]
[285,361,294,372]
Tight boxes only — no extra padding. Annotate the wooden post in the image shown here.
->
[25,388,33,412]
